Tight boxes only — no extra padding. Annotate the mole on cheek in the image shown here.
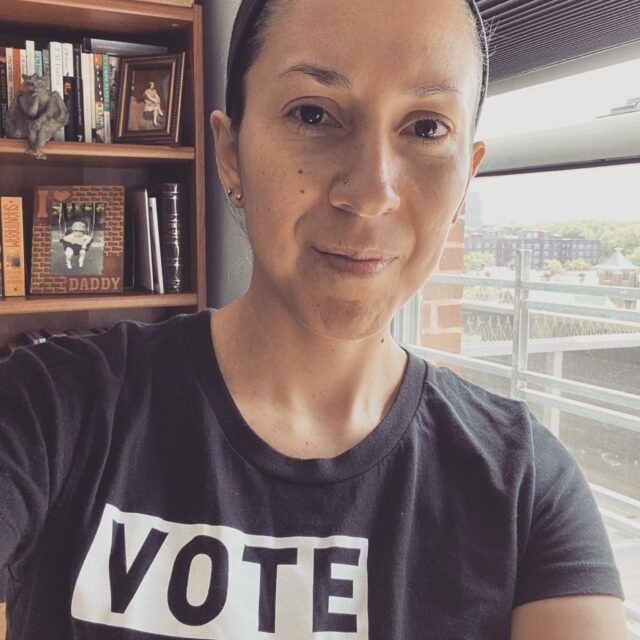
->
[300,189,306,194]
[297,169,304,175]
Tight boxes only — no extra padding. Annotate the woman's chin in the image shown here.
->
[298,297,395,342]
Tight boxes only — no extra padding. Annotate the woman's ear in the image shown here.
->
[451,140,487,226]
[210,110,241,199]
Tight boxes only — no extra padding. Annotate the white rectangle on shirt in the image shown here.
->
[72,503,369,639]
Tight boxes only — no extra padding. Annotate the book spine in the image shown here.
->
[0,197,26,297]
[42,49,50,90]
[0,229,3,297]
[93,53,103,143]
[108,56,119,139]
[61,43,74,78]
[49,42,64,141]
[148,196,164,294]
[73,75,84,142]
[16,48,25,94]
[159,183,189,293]
[25,40,35,76]
[81,52,93,143]
[5,47,14,107]
[73,44,84,141]
[34,50,43,77]
[63,76,76,142]
[0,54,7,139]
[102,53,110,144]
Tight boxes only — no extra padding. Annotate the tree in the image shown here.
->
[563,258,592,271]
[545,259,565,276]
[464,252,495,273]
[628,247,640,267]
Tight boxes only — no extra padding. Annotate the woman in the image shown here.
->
[0,0,628,638]
[142,81,164,128]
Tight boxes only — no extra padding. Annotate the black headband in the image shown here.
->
[226,0,489,123]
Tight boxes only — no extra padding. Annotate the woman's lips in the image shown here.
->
[313,248,397,276]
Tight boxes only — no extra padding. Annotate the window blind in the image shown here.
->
[477,0,640,82]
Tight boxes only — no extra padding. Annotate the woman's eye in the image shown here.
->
[287,105,339,131]
[412,118,450,141]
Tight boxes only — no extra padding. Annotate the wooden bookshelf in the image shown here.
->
[0,0,206,352]
[0,139,195,165]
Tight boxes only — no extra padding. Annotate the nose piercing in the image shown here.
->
[227,189,233,196]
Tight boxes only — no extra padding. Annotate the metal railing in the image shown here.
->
[401,250,640,629]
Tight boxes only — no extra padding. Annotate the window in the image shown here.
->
[399,55,640,635]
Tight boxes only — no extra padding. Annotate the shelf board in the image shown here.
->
[0,291,198,315]
[1,0,193,33]
[0,139,195,166]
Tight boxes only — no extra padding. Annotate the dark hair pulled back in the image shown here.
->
[226,0,489,130]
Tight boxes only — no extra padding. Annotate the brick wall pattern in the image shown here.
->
[421,218,465,359]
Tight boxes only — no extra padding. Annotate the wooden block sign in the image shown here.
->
[30,185,125,295]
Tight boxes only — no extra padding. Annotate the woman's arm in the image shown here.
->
[511,595,629,639]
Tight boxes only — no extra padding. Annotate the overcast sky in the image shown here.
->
[471,58,640,226]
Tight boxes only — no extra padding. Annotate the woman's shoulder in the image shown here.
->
[0,310,208,386]
[417,358,562,468]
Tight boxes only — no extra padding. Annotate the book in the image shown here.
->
[34,49,43,77]
[108,56,120,140]
[30,185,125,295]
[0,197,26,297]
[0,219,3,297]
[62,75,77,142]
[0,50,7,138]
[131,189,154,292]
[102,53,110,143]
[148,196,164,294]
[158,182,189,292]
[48,42,64,141]
[72,43,84,142]
[5,47,14,108]
[17,48,26,93]
[93,53,105,143]
[15,48,25,94]
[81,52,93,143]
[25,40,35,76]
[42,49,50,90]
[61,43,74,78]
[82,37,168,57]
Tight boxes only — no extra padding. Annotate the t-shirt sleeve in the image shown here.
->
[514,419,625,606]
[0,340,97,574]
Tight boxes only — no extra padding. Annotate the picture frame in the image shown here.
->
[30,185,125,295]
[114,52,185,145]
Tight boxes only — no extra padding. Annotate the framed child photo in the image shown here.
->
[30,185,125,295]
[114,52,185,145]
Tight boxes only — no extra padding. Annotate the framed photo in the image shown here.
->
[30,185,125,295]
[114,53,185,145]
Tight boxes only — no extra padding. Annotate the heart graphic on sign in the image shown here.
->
[36,189,72,218]
[53,190,71,202]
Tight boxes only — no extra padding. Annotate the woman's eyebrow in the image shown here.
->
[279,63,461,98]
[407,83,461,98]
[278,64,351,90]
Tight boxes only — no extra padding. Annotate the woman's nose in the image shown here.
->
[328,134,401,218]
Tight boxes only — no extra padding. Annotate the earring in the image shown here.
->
[235,192,243,201]
[226,189,233,196]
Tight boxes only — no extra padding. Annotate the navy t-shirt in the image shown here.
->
[0,309,623,639]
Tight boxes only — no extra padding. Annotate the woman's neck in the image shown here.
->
[209,290,408,459]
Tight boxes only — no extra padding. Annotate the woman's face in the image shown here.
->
[214,0,486,340]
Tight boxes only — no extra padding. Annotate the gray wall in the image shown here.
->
[202,0,253,308]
